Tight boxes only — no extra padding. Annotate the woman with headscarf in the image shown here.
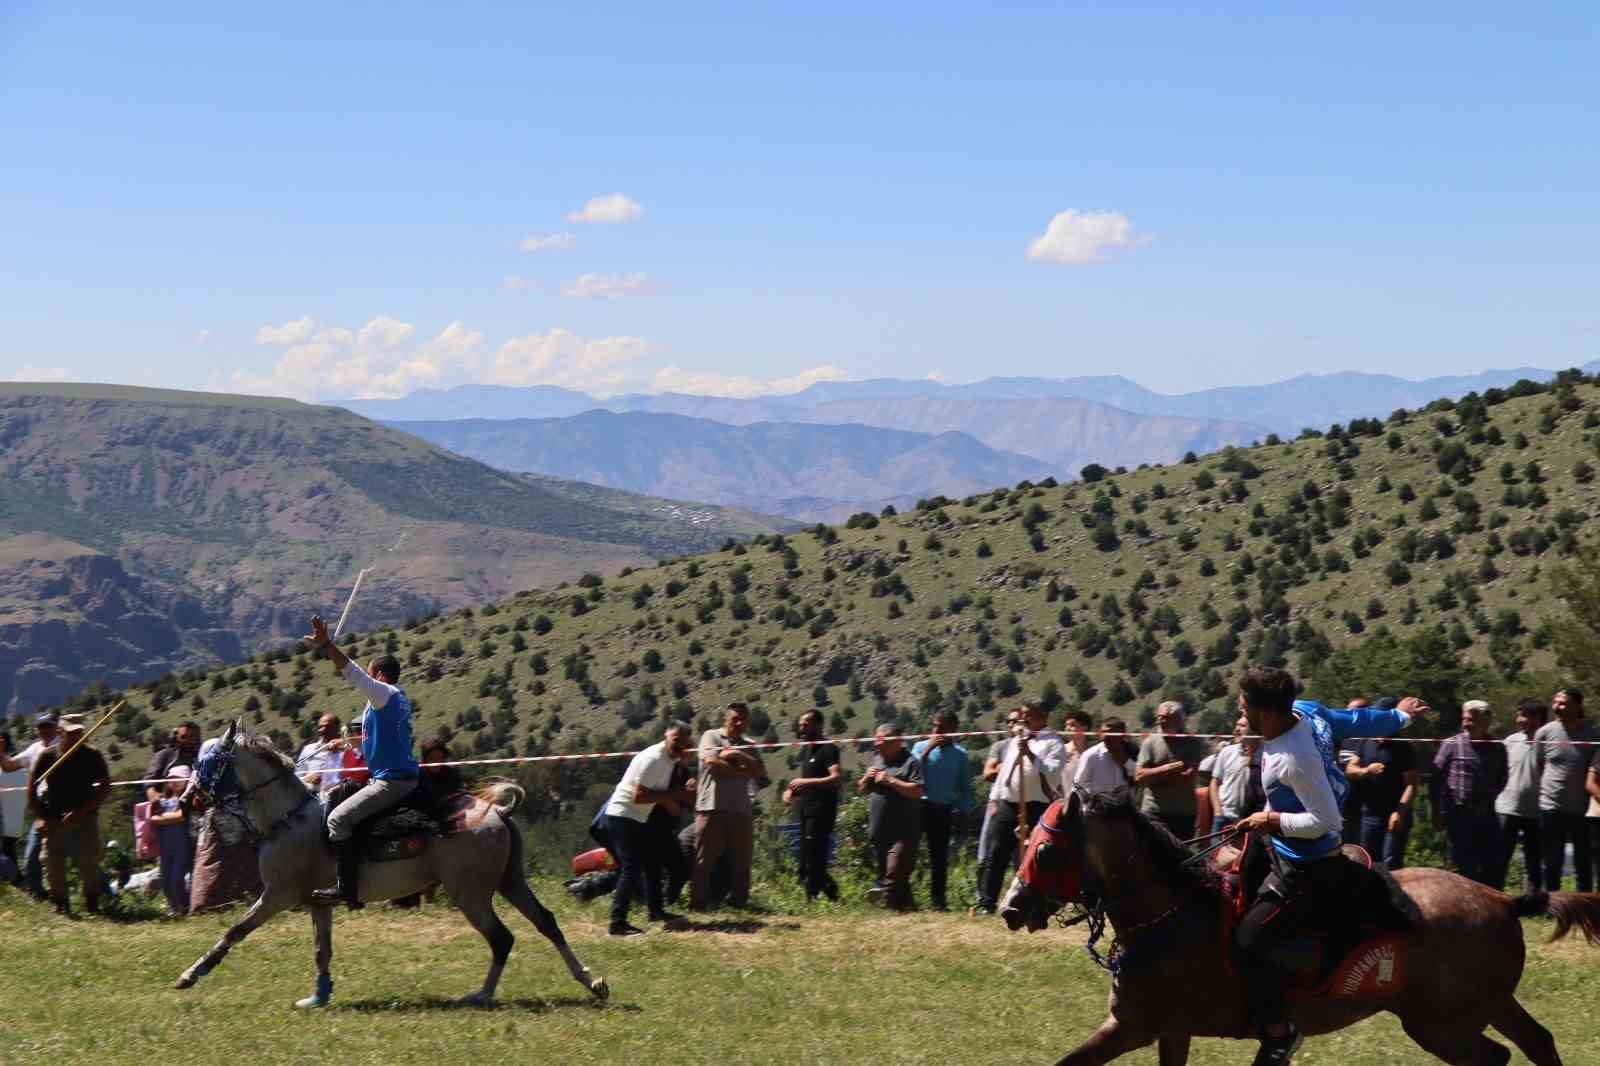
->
[187,737,264,914]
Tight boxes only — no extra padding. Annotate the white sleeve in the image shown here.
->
[616,749,653,802]
[1035,736,1065,780]
[1073,750,1098,790]
[1275,745,1343,839]
[342,660,398,710]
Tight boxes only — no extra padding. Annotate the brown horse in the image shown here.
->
[999,790,1600,1065]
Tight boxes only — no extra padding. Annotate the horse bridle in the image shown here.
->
[192,730,315,844]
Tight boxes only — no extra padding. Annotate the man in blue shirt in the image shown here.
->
[911,711,973,911]
[1233,666,1425,1066]
[305,613,419,909]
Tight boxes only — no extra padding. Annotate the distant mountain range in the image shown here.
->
[0,384,790,715]
[340,363,1600,441]
[388,411,1057,522]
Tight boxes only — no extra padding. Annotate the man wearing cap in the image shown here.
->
[28,719,110,915]
[11,712,62,900]
[1431,700,1509,885]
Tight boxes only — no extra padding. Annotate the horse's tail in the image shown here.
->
[474,778,526,819]
[1511,891,1600,944]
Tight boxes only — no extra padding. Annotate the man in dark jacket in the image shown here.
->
[29,722,110,916]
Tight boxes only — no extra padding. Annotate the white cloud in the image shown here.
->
[489,328,655,392]
[565,193,643,225]
[193,329,213,345]
[4,365,72,382]
[925,370,947,383]
[253,315,318,345]
[519,232,576,252]
[239,317,476,400]
[502,275,533,291]
[1026,209,1136,264]
[649,363,850,399]
[560,272,653,299]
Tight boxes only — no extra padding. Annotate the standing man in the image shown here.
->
[976,703,1064,915]
[970,708,1022,916]
[10,712,60,899]
[1059,710,1094,798]
[298,714,347,797]
[1232,667,1422,1065]
[784,710,842,902]
[692,703,764,911]
[1535,688,1595,892]
[1209,713,1264,833]
[1135,701,1206,841]
[602,721,696,936]
[1074,717,1136,801]
[304,613,418,910]
[1432,700,1509,885]
[1495,698,1548,890]
[859,724,925,910]
[1345,719,1418,869]
[29,720,110,916]
[912,710,973,911]
[144,721,201,805]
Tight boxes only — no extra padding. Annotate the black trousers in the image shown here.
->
[648,809,690,906]
[922,801,955,908]
[1540,811,1592,892]
[797,807,839,900]
[607,814,663,927]
[978,800,1047,909]
[1497,814,1542,891]
[1235,852,1356,1035]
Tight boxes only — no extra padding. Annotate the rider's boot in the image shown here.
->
[311,841,364,910]
[1252,1023,1304,1066]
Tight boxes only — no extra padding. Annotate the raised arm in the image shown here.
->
[1302,698,1425,744]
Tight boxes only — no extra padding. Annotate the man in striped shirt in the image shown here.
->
[1431,700,1508,886]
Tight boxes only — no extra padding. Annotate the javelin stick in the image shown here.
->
[332,567,371,640]
[36,700,125,786]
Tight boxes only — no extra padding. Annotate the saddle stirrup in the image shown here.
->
[314,840,365,910]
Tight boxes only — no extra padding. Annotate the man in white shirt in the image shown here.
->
[1208,713,1263,833]
[1059,709,1094,797]
[604,721,695,936]
[297,714,347,797]
[1073,717,1135,802]
[975,703,1065,913]
[10,712,60,899]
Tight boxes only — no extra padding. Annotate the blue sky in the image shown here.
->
[2,2,1596,399]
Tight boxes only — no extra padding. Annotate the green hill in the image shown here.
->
[34,372,1600,797]
[0,384,791,714]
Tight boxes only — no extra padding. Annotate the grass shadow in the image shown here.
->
[338,994,636,1014]
[662,917,799,934]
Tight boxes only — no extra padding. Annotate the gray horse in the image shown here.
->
[174,721,609,1008]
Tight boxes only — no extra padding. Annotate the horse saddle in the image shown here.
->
[323,779,456,863]
[1213,833,1419,999]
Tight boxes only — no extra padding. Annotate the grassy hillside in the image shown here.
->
[0,385,790,713]
[34,373,1600,796]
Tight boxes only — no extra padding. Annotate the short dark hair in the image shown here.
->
[374,655,402,684]
[177,720,200,734]
[1240,665,1299,716]
[1102,717,1127,734]
[726,702,749,717]
[1558,687,1585,707]
[420,736,451,759]
[1520,697,1550,722]
[1064,710,1093,727]
[666,719,692,736]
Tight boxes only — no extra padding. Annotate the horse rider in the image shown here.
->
[1231,665,1426,1066]
[304,613,419,909]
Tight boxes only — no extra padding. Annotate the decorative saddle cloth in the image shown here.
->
[322,779,470,863]
[1212,833,1420,999]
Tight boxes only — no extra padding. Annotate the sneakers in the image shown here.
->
[1252,1024,1304,1066]
[864,884,890,907]
[608,922,646,937]
[969,903,997,917]
[647,911,684,925]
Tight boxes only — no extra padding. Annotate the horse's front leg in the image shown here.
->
[295,905,335,1008]
[1157,1034,1191,1066]
[1052,1015,1156,1066]
[174,893,286,990]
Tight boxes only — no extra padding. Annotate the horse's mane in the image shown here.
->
[1082,791,1224,903]
[237,733,297,772]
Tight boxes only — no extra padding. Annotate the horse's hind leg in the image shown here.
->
[455,891,515,1006]
[500,876,608,1000]
[294,905,335,1009]
[1157,1035,1190,1066]
[1052,1015,1155,1066]
[174,893,287,990]
[1400,1017,1512,1065]
[1490,998,1561,1066]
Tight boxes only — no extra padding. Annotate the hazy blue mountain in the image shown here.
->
[338,383,597,421]
[387,410,1056,522]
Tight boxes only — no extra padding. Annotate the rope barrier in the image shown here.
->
[1,724,1588,794]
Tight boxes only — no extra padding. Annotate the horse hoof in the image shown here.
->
[295,995,330,1009]
[174,975,195,991]
[456,992,492,1008]
[589,977,609,1001]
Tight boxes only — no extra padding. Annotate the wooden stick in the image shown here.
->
[35,700,124,786]
[333,567,371,639]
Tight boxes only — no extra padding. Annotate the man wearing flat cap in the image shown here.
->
[28,718,110,915]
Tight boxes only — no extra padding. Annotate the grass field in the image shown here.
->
[5,887,1599,1065]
